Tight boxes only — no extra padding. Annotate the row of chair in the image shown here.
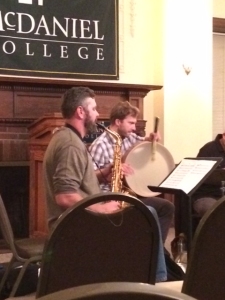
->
[0,194,45,298]
[1,192,225,299]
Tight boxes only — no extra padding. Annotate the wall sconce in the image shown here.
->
[183,64,191,75]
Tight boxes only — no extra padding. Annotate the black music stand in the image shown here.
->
[148,157,222,252]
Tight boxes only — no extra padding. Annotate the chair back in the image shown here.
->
[37,282,198,300]
[182,195,225,300]
[36,192,160,297]
[0,195,18,255]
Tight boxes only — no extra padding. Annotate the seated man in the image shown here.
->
[89,101,174,244]
[192,132,225,216]
[43,86,121,230]
[43,87,167,282]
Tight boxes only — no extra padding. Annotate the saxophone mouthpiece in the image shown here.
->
[96,122,106,130]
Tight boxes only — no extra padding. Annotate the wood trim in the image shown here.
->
[0,77,162,94]
[213,17,225,34]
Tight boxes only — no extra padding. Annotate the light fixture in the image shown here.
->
[183,64,191,75]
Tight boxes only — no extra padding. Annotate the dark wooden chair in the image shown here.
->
[36,282,198,300]
[182,195,225,300]
[0,195,46,298]
[36,192,160,298]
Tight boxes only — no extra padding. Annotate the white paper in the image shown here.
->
[159,159,218,194]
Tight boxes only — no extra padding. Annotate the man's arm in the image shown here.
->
[89,140,112,183]
[95,163,112,183]
[144,132,161,142]
[56,193,83,208]
[129,130,160,142]
[55,192,121,213]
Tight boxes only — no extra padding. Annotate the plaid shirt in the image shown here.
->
[89,131,144,191]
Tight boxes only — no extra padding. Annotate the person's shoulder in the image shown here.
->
[127,132,137,139]
[200,138,218,150]
[49,126,68,143]
[53,126,74,137]
[53,127,84,149]
[127,132,143,142]
[197,139,218,157]
[204,134,223,146]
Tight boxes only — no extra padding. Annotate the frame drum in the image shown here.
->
[123,141,175,197]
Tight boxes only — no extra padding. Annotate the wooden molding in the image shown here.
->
[213,17,225,33]
[0,77,162,93]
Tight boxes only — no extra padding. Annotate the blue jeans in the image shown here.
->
[148,206,167,282]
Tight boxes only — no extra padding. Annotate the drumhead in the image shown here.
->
[123,141,175,197]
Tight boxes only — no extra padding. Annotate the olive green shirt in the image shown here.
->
[43,126,101,229]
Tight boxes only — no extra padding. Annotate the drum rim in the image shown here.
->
[123,141,175,197]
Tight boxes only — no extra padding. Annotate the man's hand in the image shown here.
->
[121,163,134,176]
[147,132,161,142]
[96,163,113,183]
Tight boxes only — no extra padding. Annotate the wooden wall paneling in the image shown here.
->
[129,96,143,119]
[14,91,63,119]
[0,118,30,162]
[128,90,150,120]
[28,113,64,142]
[2,139,29,162]
[37,159,48,235]
[29,146,48,237]
[29,148,36,236]
[94,92,127,119]
[0,90,14,118]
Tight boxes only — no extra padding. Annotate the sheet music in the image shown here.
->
[159,159,218,194]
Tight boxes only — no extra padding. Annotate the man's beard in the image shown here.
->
[84,112,97,134]
[117,127,127,138]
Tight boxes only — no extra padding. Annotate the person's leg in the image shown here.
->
[193,197,217,217]
[141,197,174,244]
[147,206,167,282]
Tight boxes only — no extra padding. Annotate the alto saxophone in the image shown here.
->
[97,123,135,207]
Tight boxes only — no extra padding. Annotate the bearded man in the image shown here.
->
[89,101,174,244]
[43,86,121,230]
[43,90,168,282]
